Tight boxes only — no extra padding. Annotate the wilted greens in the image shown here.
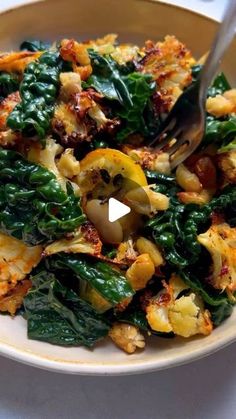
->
[87,51,156,141]
[48,254,134,305]
[24,270,110,347]
[0,72,19,100]
[0,149,85,245]
[7,52,63,141]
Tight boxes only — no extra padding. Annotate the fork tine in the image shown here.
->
[150,124,181,150]
[170,134,203,169]
[152,126,183,151]
[149,116,177,147]
[168,136,188,156]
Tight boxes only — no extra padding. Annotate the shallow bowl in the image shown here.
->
[0,0,235,375]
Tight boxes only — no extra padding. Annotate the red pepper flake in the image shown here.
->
[140,290,153,312]
[210,211,225,225]
[220,264,229,277]
[157,292,171,306]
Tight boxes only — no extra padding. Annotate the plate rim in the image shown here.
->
[0,329,235,375]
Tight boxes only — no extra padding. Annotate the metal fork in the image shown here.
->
[150,0,236,169]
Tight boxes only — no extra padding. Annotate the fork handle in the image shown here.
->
[199,0,236,102]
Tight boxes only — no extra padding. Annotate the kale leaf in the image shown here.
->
[218,138,236,153]
[191,65,231,97]
[203,115,236,148]
[190,66,235,149]
[7,52,64,142]
[0,72,19,100]
[147,185,236,269]
[179,270,234,326]
[207,72,231,97]
[0,149,85,245]
[146,178,236,325]
[48,254,134,305]
[20,40,50,52]
[86,50,156,141]
[24,270,110,347]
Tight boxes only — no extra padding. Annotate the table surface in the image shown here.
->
[0,1,235,419]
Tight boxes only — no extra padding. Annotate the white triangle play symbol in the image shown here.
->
[108,197,131,222]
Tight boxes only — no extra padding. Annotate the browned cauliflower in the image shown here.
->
[0,279,31,316]
[44,222,102,257]
[0,50,42,74]
[146,275,213,337]
[218,150,236,184]
[0,232,42,298]
[109,323,145,353]
[198,223,236,296]
[53,89,119,146]
[138,35,195,112]
[126,254,155,291]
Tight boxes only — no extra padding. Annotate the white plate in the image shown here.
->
[0,0,235,375]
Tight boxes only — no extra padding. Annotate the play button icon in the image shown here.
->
[108,197,131,223]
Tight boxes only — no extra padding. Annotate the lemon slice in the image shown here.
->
[78,148,148,195]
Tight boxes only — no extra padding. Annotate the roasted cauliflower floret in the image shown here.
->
[168,294,212,337]
[139,35,195,111]
[59,72,82,102]
[60,39,92,80]
[0,233,42,298]
[53,101,88,144]
[218,150,236,184]
[0,50,42,73]
[0,279,31,316]
[27,137,67,189]
[146,275,213,337]
[57,148,80,178]
[53,89,119,146]
[44,222,102,257]
[126,254,155,290]
[111,44,140,65]
[115,239,138,263]
[109,322,145,354]
[198,223,236,295]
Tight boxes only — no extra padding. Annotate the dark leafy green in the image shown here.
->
[191,65,231,97]
[24,270,110,347]
[203,115,236,148]
[7,51,64,141]
[190,67,235,149]
[147,185,236,269]
[207,72,231,97]
[48,254,134,305]
[118,309,149,331]
[179,270,234,326]
[20,40,50,52]
[209,303,234,326]
[218,138,236,153]
[0,72,19,100]
[0,149,85,245]
[87,50,156,141]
